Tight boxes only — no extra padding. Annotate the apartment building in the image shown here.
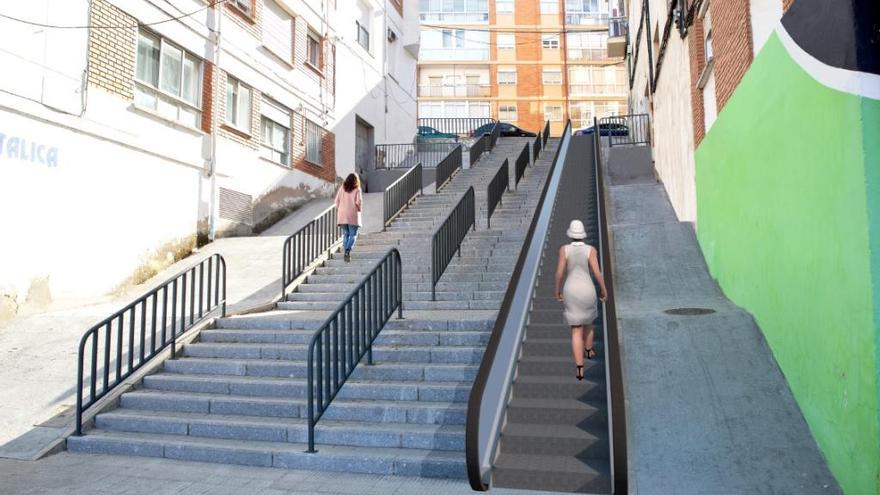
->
[0,0,418,312]
[626,0,880,493]
[416,0,628,136]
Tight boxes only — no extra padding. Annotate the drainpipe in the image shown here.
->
[208,1,222,242]
[644,0,655,93]
[383,0,389,144]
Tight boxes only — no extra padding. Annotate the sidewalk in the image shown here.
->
[606,161,841,493]
[0,194,385,460]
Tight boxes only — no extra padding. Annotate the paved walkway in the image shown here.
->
[0,194,385,459]
[605,149,841,493]
[0,452,564,495]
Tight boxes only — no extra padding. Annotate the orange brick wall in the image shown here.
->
[711,0,753,111]
[87,0,136,100]
[688,13,706,145]
[783,0,795,12]
[201,62,215,134]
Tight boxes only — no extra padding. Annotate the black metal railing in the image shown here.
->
[306,248,403,452]
[487,122,501,150]
[431,187,476,300]
[600,113,651,147]
[487,158,509,230]
[609,16,628,37]
[532,132,541,163]
[375,142,457,170]
[75,254,227,435]
[465,120,572,491]
[418,117,495,137]
[469,133,489,167]
[542,120,550,147]
[514,142,529,189]
[436,145,463,192]
[592,117,628,493]
[384,163,423,230]
[282,206,341,298]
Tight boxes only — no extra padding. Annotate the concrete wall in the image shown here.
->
[695,32,880,494]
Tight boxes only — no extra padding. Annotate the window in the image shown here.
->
[232,0,252,15]
[540,0,558,13]
[418,0,489,23]
[307,31,322,69]
[496,0,513,13]
[498,68,516,85]
[442,29,465,48]
[225,76,252,132]
[542,34,560,49]
[705,30,714,63]
[263,0,293,61]
[499,104,517,121]
[135,30,202,127]
[497,33,515,49]
[260,98,290,165]
[702,6,713,64]
[305,119,323,165]
[543,68,562,85]
[356,20,370,52]
[544,104,563,122]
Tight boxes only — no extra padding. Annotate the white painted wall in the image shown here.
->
[750,0,783,56]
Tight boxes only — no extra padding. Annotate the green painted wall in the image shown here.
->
[695,33,880,494]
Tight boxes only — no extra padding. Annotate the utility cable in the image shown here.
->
[0,0,227,29]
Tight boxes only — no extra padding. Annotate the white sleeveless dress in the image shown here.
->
[562,242,598,326]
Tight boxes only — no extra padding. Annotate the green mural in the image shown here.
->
[695,33,880,494]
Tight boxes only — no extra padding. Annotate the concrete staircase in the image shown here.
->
[68,137,559,479]
[492,137,611,493]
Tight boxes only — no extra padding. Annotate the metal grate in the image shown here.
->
[219,187,254,225]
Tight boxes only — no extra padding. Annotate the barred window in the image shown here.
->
[305,119,323,165]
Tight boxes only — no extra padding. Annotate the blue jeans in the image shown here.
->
[341,224,359,253]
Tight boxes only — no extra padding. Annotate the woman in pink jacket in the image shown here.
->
[335,173,363,262]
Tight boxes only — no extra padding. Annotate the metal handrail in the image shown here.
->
[384,163,423,230]
[75,254,227,435]
[514,142,529,189]
[465,120,572,491]
[599,113,651,147]
[542,120,550,147]
[469,133,489,167]
[487,122,501,150]
[375,142,457,170]
[532,132,541,164]
[436,145,463,192]
[305,248,403,453]
[281,206,341,298]
[486,158,510,230]
[431,187,476,301]
[592,117,628,492]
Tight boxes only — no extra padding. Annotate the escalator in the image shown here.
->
[466,121,626,493]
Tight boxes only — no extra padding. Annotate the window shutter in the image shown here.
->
[263,0,293,61]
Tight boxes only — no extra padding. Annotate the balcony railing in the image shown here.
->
[419,84,491,98]
[419,47,490,61]
[567,47,610,61]
[565,11,610,25]
[420,11,489,23]
[569,83,628,96]
[609,16,627,37]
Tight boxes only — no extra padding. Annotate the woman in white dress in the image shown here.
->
[555,220,607,380]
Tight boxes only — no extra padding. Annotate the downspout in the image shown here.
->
[383,0,389,144]
[208,1,222,242]
[644,0,655,92]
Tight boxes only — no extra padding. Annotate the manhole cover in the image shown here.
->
[663,307,716,316]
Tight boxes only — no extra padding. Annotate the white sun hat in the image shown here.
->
[566,219,587,240]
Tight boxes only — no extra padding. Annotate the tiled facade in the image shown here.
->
[86,0,137,100]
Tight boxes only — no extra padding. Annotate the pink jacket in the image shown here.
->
[335,186,362,227]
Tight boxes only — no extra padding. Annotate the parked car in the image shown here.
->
[574,122,630,137]
[417,125,458,141]
[471,122,538,138]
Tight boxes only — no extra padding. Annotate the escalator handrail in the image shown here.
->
[465,121,573,490]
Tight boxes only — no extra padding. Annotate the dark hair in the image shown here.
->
[343,173,360,193]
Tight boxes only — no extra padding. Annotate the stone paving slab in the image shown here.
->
[607,169,841,493]
[0,435,568,495]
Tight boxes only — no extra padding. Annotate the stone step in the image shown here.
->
[119,390,468,424]
[199,329,489,347]
[215,314,493,332]
[93,409,466,451]
[68,430,466,478]
[180,343,487,364]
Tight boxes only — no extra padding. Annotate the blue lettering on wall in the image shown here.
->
[0,132,59,168]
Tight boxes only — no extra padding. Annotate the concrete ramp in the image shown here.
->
[607,156,840,493]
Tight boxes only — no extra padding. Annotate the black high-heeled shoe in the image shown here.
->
[575,365,584,381]
[585,348,597,360]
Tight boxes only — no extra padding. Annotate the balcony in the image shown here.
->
[419,84,491,98]
[565,11,610,26]
[567,47,609,61]
[419,47,490,61]
[419,11,489,23]
[608,17,627,58]
[568,83,627,96]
